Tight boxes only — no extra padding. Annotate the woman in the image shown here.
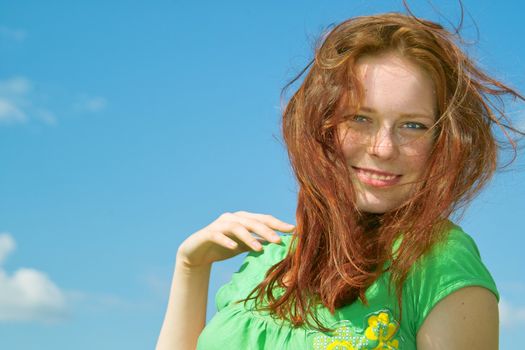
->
[157,12,523,350]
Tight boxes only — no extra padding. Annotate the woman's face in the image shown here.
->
[337,53,437,213]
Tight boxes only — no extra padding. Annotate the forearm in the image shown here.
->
[156,255,212,350]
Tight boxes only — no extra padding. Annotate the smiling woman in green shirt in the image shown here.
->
[157,11,523,350]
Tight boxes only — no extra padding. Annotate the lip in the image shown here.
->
[351,166,402,187]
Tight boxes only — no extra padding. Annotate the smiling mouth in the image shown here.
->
[351,167,402,187]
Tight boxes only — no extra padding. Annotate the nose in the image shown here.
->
[367,126,399,159]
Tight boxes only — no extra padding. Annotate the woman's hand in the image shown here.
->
[176,211,295,268]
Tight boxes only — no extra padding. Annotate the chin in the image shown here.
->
[356,197,399,214]
[358,206,389,214]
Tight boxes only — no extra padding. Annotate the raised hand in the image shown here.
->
[176,211,295,268]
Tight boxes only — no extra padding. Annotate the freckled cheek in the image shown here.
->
[341,146,363,164]
[339,135,365,159]
[405,149,432,178]
[402,138,434,158]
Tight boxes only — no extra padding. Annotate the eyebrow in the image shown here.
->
[359,106,434,119]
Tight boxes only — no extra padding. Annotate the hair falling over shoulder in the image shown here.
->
[237,5,525,333]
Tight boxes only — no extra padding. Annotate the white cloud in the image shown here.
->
[35,109,57,125]
[75,95,108,113]
[0,76,32,96]
[499,298,525,329]
[85,96,107,112]
[0,233,67,323]
[0,77,32,124]
[0,26,27,42]
[139,271,171,298]
[0,234,15,264]
[0,76,58,126]
[0,98,27,123]
[0,77,108,126]
[65,289,153,314]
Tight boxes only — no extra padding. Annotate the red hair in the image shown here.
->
[238,12,524,332]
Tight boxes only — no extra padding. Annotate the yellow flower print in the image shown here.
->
[364,312,399,350]
[326,340,356,350]
[309,310,401,349]
[312,325,367,350]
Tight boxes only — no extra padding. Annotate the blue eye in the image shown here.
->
[352,114,370,123]
[402,122,428,130]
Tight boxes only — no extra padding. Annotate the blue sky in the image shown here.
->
[0,1,524,349]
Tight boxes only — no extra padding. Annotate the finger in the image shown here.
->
[227,213,283,243]
[219,221,265,251]
[208,231,241,250]
[217,212,279,244]
[238,216,283,243]
[233,211,296,233]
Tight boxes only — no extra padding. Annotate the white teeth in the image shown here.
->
[359,170,396,181]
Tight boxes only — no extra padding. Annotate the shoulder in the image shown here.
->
[404,223,499,333]
[415,223,481,264]
[417,285,498,349]
[410,224,496,287]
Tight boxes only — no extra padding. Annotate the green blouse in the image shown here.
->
[197,224,498,349]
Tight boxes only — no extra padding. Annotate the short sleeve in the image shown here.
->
[197,235,307,350]
[406,226,499,333]
[215,235,293,311]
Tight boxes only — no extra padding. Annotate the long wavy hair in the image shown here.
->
[238,12,524,332]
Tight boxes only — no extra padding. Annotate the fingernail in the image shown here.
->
[252,240,262,250]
